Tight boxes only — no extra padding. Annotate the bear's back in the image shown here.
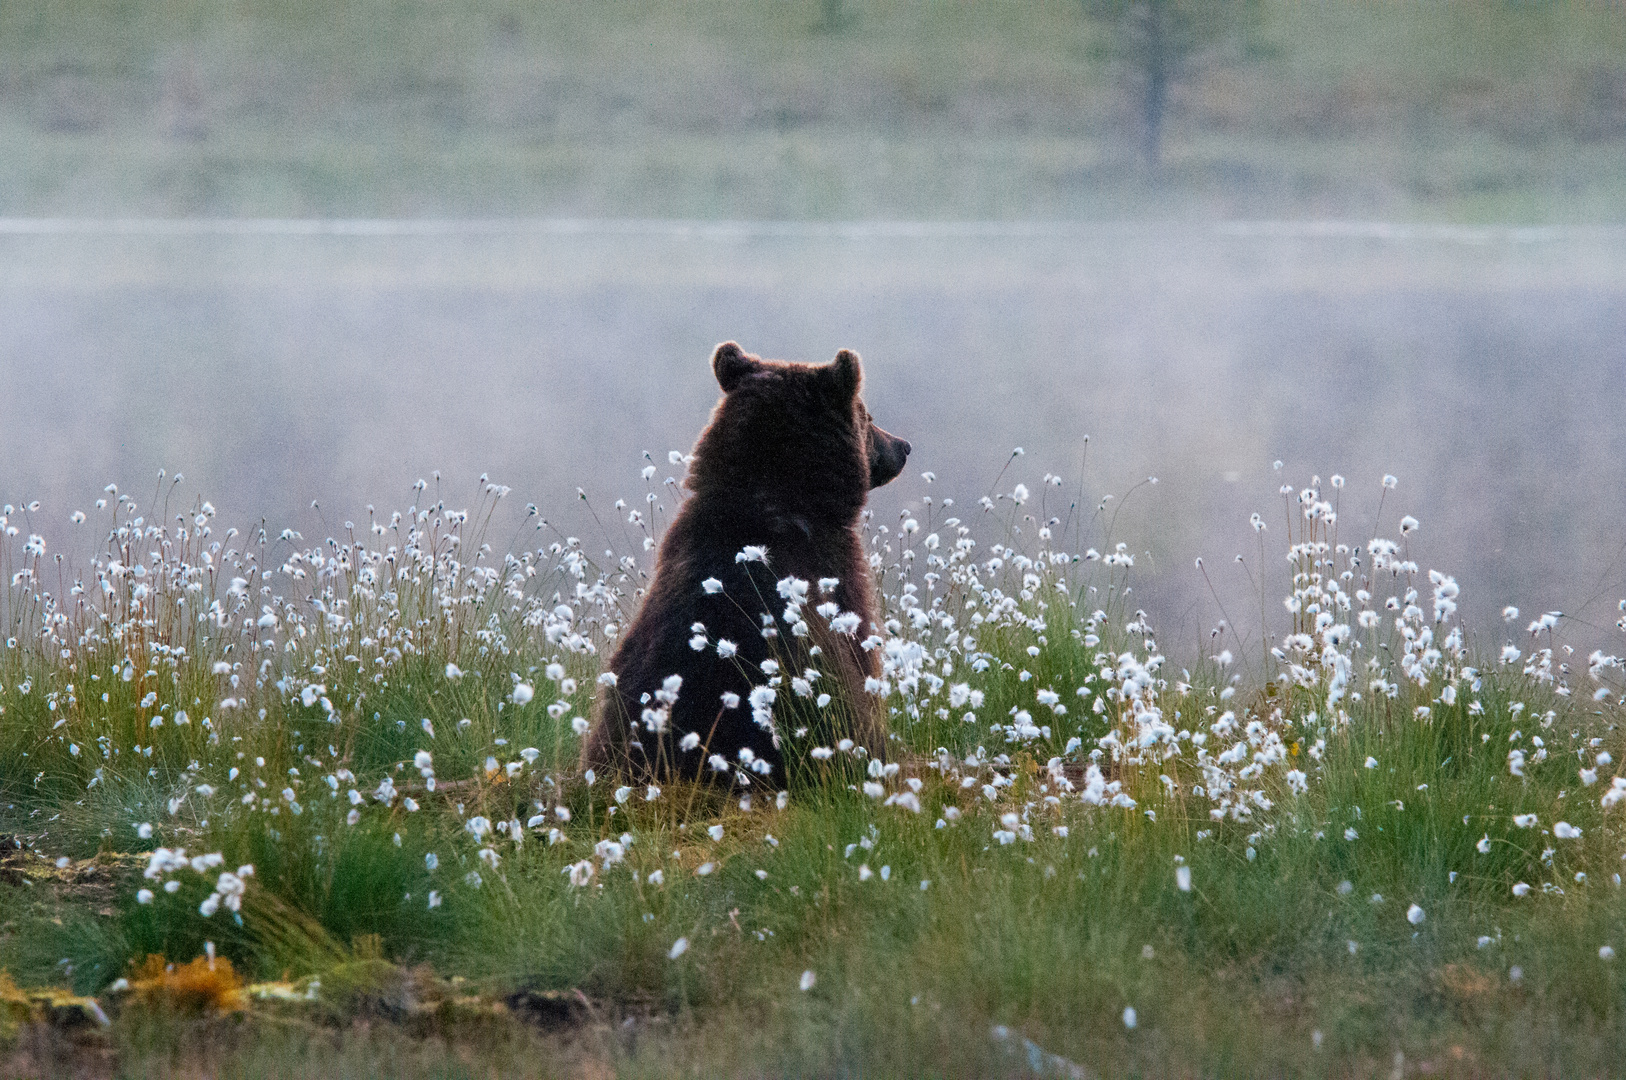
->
[582,499,884,786]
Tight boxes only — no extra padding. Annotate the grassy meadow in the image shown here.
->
[1,463,1623,1078]
[2,0,1626,220]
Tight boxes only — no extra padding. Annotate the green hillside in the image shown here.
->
[1,0,1623,219]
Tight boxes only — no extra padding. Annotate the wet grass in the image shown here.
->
[1,466,1624,1076]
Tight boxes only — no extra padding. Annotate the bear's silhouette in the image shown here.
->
[581,342,910,787]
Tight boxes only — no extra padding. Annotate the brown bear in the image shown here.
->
[581,342,910,789]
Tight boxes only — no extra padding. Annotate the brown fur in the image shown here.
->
[581,342,910,787]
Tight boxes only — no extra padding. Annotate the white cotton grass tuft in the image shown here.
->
[668,937,689,959]
[1407,904,1425,925]
[799,970,816,991]
[1121,1006,1137,1029]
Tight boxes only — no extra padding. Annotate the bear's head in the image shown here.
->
[688,342,910,523]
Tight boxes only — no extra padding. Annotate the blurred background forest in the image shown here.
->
[2,0,1625,652]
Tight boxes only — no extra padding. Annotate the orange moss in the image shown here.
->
[0,970,31,1024]
[127,953,246,1014]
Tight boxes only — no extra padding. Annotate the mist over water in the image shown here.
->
[3,221,1624,655]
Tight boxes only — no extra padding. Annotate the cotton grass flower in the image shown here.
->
[799,970,816,991]
[1407,904,1425,925]
[668,937,689,959]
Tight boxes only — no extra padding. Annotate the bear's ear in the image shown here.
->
[823,348,863,401]
[712,341,760,393]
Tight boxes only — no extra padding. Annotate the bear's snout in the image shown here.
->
[868,424,911,489]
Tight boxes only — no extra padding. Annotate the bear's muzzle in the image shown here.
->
[868,424,911,489]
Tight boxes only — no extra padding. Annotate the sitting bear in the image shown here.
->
[581,341,910,789]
